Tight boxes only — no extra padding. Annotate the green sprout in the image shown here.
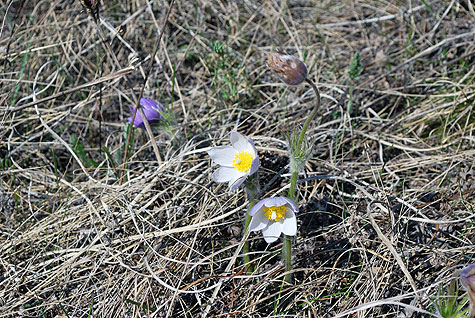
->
[431,279,470,318]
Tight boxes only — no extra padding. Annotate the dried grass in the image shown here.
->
[0,0,474,317]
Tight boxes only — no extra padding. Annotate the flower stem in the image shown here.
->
[296,78,321,151]
[283,235,292,283]
[243,201,255,274]
[288,169,299,201]
[289,78,321,202]
[243,174,260,274]
[284,77,321,283]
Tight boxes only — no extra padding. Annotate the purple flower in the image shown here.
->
[127,98,164,129]
[207,131,259,192]
[248,197,298,243]
[461,264,475,318]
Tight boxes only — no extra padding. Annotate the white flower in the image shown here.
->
[207,131,259,191]
[248,197,298,243]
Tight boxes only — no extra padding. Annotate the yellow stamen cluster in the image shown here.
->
[232,151,252,172]
[264,205,287,222]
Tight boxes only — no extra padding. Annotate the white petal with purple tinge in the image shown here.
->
[263,197,288,208]
[207,146,237,167]
[230,131,255,155]
[211,167,242,183]
[207,131,259,191]
[248,209,268,232]
[262,221,283,243]
[281,209,297,236]
[229,176,246,192]
[249,199,267,216]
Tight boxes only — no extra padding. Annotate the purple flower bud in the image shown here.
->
[267,50,308,86]
[461,264,475,318]
[127,98,164,129]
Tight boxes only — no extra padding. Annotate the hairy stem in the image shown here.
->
[284,77,321,283]
[296,78,322,151]
[289,78,321,201]
[283,235,292,283]
[243,202,255,274]
[243,174,260,274]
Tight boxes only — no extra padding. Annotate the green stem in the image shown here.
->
[289,78,321,201]
[283,235,292,283]
[284,78,321,283]
[243,201,255,274]
[288,169,299,201]
[243,174,260,274]
[296,78,322,151]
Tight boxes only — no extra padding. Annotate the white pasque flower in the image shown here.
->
[207,131,259,191]
[248,197,298,243]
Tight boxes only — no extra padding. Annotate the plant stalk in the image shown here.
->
[243,174,260,274]
[296,78,321,151]
[242,201,255,274]
[283,235,292,283]
[284,77,321,283]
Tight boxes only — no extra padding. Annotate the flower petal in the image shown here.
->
[261,221,283,243]
[247,137,259,158]
[128,98,164,128]
[207,146,237,167]
[229,176,246,191]
[211,166,242,183]
[142,105,162,122]
[141,98,165,114]
[281,197,299,213]
[140,98,157,109]
[249,198,268,216]
[249,156,260,175]
[263,197,289,208]
[127,107,144,128]
[281,209,297,236]
[230,131,255,155]
[461,264,475,292]
[248,210,268,233]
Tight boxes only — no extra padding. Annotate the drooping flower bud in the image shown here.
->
[461,264,475,318]
[266,50,308,86]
